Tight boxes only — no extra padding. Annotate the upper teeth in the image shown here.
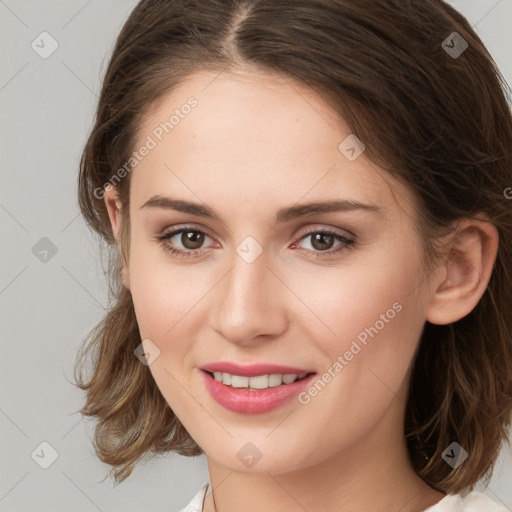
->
[213,372,308,389]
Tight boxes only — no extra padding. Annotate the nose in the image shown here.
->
[209,243,288,346]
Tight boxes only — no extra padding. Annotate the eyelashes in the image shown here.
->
[154,224,356,260]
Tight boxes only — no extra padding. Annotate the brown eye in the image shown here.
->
[155,226,215,259]
[309,232,335,251]
[156,225,355,261]
[293,229,356,259]
[180,230,205,250]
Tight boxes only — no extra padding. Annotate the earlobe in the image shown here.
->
[426,218,499,325]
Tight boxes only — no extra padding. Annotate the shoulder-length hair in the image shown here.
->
[75,0,512,491]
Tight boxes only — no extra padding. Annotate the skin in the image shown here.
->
[104,68,499,512]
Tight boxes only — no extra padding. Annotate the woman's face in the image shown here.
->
[116,68,438,473]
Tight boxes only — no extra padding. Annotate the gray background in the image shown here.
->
[1,1,511,511]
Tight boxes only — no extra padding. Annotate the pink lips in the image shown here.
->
[199,361,316,414]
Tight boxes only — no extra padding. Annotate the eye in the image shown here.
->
[292,229,356,258]
[154,225,356,260]
[154,225,216,259]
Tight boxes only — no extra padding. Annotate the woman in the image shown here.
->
[74,1,512,510]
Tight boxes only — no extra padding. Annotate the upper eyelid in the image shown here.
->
[160,224,216,241]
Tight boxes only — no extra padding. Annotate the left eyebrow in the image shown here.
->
[140,195,386,223]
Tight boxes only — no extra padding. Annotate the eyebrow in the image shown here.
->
[140,195,385,222]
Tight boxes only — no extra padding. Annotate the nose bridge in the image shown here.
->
[211,238,286,343]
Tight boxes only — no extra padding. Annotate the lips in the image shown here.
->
[201,370,317,414]
[200,361,315,377]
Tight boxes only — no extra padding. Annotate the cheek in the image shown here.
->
[127,247,206,416]
[127,234,209,341]
[293,244,426,406]
[291,279,423,462]
[290,241,424,350]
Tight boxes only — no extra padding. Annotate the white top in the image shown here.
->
[177,482,510,512]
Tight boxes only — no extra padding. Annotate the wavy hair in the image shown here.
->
[74,0,512,491]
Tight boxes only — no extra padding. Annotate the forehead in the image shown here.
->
[130,69,414,223]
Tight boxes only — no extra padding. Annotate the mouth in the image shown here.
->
[200,368,318,414]
[202,370,316,390]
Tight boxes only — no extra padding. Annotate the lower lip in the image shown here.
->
[200,370,317,414]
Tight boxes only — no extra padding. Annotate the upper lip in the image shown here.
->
[200,361,316,377]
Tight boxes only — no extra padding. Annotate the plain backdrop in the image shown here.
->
[1,1,511,511]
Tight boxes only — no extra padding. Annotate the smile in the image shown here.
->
[200,369,318,414]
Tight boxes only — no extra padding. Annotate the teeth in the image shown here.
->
[268,374,283,387]
[248,375,268,389]
[211,371,309,389]
[231,375,249,388]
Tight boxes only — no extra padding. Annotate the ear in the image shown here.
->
[426,217,499,325]
[103,185,130,290]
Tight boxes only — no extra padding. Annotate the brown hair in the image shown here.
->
[75,0,512,492]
